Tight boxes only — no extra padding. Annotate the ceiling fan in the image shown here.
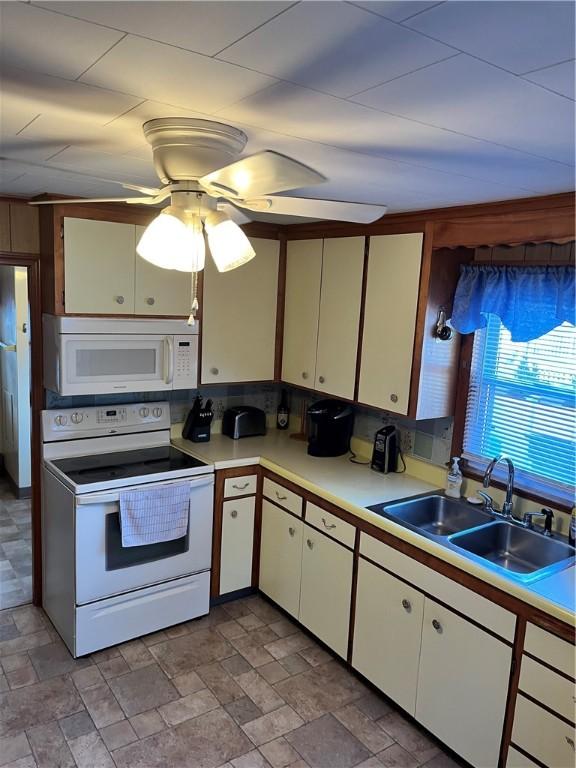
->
[30,118,387,320]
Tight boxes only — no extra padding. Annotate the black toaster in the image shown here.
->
[222,406,267,439]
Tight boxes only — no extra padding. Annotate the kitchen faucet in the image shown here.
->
[479,455,516,518]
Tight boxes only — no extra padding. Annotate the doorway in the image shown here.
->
[0,264,32,608]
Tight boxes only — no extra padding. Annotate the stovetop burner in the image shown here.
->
[52,447,207,486]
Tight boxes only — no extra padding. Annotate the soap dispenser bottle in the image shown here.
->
[445,457,463,498]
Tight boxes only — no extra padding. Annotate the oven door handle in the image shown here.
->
[76,475,214,505]
[164,336,174,386]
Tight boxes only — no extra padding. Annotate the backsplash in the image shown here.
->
[45,383,453,468]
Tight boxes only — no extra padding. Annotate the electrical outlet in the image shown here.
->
[399,429,414,454]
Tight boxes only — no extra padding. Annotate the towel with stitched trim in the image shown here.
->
[119,482,189,547]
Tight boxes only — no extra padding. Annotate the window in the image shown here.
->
[463,315,575,504]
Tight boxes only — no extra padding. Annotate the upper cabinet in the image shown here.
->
[358,233,423,415]
[134,224,193,316]
[282,237,365,400]
[201,237,279,384]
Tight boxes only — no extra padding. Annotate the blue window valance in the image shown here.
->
[450,265,575,342]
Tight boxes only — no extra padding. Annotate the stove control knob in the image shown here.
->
[152,407,162,418]
[55,414,68,426]
[70,412,83,424]
[139,407,150,418]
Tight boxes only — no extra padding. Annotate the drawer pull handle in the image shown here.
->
[390,393,398,403]
[146,297,155,306]
[318,375,325,384]
[566,736,575,751]
[306,539,314,550]
[432,619,442,634]
[401,599,412,613]
[232,482,249,490]
[210,367,219,375]
[302,371,309,380]
[276,491,288,501]
[321,517,336,530]
[115,295,125,305]
[230,510,238,519]
[288,527,296,537]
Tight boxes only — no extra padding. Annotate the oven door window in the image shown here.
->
[105,511,188,570]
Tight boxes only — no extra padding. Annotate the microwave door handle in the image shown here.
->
[164,336,174,385]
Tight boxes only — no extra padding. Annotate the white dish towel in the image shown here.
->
[119,482,190,547]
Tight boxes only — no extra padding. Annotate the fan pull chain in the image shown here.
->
[187,271,199,327]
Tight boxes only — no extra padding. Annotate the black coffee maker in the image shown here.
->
[307,399,354,457]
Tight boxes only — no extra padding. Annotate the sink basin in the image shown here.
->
[377,495,495,537]
[450,522,576,580]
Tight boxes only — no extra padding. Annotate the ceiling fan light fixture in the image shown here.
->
[205,210,255,273]
[137,207,205,273]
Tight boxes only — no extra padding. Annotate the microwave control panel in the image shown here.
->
[173,336,198,387]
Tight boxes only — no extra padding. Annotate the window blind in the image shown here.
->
[463,315,576,503]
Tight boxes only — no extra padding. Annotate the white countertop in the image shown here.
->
[172,428,575,627]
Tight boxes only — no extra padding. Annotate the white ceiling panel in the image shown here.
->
[404,1,575,75]
[1,66,142,126]
[218,1,455,97]
[352,55,575,164]
[44,147,160,185]
[523,60,575,101]
[35,1,293,57]
[0,3,124,80]
[350,2,445,23]
[80,35,277,114]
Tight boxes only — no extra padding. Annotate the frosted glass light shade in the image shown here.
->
[137,209,205,272]
[205,211,255,272]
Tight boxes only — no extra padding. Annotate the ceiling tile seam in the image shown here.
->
[516,79,575,102]
[210,1,301,58]
[15,113,41,136]
[44,144,71,162]
[347,52,461,98]
[74,32,129,81]
[345,0,446,25]
[8,155,150,189]
[211,72,574,171]
[394,1,447,24]
[103,99,149,128]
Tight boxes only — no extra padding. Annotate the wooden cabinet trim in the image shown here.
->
[522,651,576,685]
[516,690,576,729]
[507,743,547,768]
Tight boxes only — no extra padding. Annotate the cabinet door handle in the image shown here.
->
[432,619,443,634]
[306,539,314,550]
[210,367,219,375]
[232,482,249,490]
[401,598,412,613]
[321,517,336,530]
[288,527,296,537]
[146,297,155,306]
[566,736,575,751]
[318,375,325,384]
[301,371,309,380]
[230,510,238,519]
[390,393,398,403]
[275,491,288,501]
[115,295,125,305]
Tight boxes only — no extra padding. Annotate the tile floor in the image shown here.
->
[0,597,464,768]
[0,475,32,610]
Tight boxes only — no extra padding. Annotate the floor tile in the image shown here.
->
[334,704,394,753]
[80,682,125,729]
[114,707,253,768]
[377,743,420,767]
[232,748,272,768]
[241,704,304,746]
[378,713,439,764]
[258,736,301,768]
[286,713,370,768]
[236,669,286,714]
[0,732,31,766]
[158,688,219,726]
[218,620,249,640]
[27,721,75,768]
[67,731,115,768]
[236,614,266,632]
[355,693,393,722]
[264,633,314,661]
[258,661,290,685]
[197,661,244,705]
[71,666,104,692]
[97,656,131,680]
[109,664,179,718]
[172,669,205,696]
[6,666,37,690]
[0,676,84,736]
[149,629,234,677]
[58,712,95,742]
[118,639,155,670]
[278,655,311,676]
[221,654,253,678]
[0,630,52,658]
[128,709,165,739]
[225,696,263,726]
[28,642,90,681]
[99,719,137,750]
[298,645,332,668]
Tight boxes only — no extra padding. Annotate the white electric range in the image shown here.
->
[41,401,214,657]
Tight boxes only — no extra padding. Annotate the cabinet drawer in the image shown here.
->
[519,655,576,724]
[512,694,576,768]
[524,623,575,680]
[507,746,539,767]
[263,478,302,517]
[220,497,255,595]
[359,533,515,642]
[306,502,355,548]
[224,475,257,498]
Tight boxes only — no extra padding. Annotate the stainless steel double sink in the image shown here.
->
[368,494,575,583]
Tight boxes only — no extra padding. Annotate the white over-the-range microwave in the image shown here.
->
[43,315,199,395]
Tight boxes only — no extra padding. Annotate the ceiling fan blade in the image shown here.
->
[30,196,160,206]
[238,196,387,223]
[216,201,253,225]
[199,151,326,199]
[123,182,163,196]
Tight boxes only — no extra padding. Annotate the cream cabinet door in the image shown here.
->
[416,599,512,768]
[64,218,135,314]
[315,237,364,399]
[299,526,353,659]
[259,500,303,618]
[202,238,279,383]
[134,225,192,316]
[352,559,424,715]
[282,239,322,387]
[219,497,255,595]
[358,233,423,414]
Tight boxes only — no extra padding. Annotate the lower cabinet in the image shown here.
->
[353,558,424,714]
[299,527,353,659]
[259,500,303,617]
[219,497,255,595]
[416,599,512,768]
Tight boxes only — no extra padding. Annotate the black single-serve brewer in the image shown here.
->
[307,399,354,457]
